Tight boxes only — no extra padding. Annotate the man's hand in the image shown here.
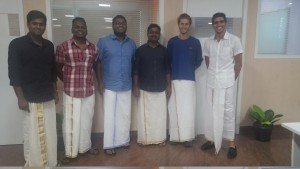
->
[54,91,59,104]
[133,85,140,97]
[18,97,29,112]
[165,85,172,98]
[98,82,105,95]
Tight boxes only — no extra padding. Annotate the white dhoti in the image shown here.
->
[204,85,235,153]
[168,80,196,142]
[23,100,57,167]
[62,92,95,158]
[103,89,131,149]
[137,90,167,145]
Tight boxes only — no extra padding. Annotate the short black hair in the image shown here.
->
[112,15,127,25]
[27,10,47,24]
[177,13,192,25]
[212,12,227,24]
[72,17,86,26]
[147,23,161,34]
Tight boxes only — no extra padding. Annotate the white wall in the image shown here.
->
[287,0,300,54]
[185,0,243,17]
[0,0,25,145]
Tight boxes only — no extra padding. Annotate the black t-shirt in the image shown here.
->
[133,43,170,92]
[8,33,57,103]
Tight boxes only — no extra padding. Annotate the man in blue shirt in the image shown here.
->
[167,13,203,147]
[96,15,136,156]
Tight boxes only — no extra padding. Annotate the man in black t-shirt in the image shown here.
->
[8,10,58,167]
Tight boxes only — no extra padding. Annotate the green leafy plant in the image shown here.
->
[250,105,283,126]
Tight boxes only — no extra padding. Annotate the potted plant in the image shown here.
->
[250,105,283,142]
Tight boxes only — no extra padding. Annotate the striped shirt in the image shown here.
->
[56,38,98,98]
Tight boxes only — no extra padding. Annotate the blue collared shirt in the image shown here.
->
[97,34,136,91]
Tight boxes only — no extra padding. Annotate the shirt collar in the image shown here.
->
[70,37,91,46]
[146,42,161,48]
[25,33,46,46]
[110,34,129,42]
[210,31,230,40]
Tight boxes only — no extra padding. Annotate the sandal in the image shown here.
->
[158,142,166,146]
[123,145,130,149]
[104,149,116,156]
[88,148,100,155]
[60,157,74,165]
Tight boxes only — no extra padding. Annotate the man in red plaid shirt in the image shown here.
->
[56,17,99,163]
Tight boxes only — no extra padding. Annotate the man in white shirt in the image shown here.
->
[201,12,243,159]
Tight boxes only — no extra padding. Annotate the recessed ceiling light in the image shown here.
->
[65,15,74,18]
[53,24,62,27]
[208,22,212,25]
[288,2,293,5]
[106,26,112,29]
[104,17,113,22]
[99,4,110,7]
[52,18,58,21]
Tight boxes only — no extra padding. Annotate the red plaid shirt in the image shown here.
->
[56,38,98,98]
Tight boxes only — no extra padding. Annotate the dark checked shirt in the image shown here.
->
[56,38,98,98]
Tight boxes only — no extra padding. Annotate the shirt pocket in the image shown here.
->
[221,46,232,56]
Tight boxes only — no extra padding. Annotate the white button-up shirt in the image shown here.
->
[203,32,243,88]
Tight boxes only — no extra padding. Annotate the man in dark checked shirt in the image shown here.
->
[55,17,99,163]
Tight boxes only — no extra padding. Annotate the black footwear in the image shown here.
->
[227,146,237,159]
[200,141,215,150]
[183,141,193,147]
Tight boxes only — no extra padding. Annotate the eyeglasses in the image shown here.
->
[114,21,126,26]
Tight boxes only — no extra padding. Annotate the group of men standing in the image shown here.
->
[8,10,243,167]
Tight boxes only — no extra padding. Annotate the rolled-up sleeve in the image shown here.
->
[8,40,22,86]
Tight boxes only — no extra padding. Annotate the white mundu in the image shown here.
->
[168,80,196,142]
[203,31,243,153]
[137,90,167,145]
[23,100,57,167]
[63,92,95,158]
[103,89,131,149]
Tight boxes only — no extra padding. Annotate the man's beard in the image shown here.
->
[114,31,126,37]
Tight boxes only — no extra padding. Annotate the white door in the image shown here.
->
[0,0,25,145]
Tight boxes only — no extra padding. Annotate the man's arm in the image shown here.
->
[132,48,140,97]
[165,74,171,97]
[234,53,242,80]
[53,83,58,104]
[133,75,140,97]
[56,62,64,81]
[164,48,171,97]
[205,56,209,69]
[195,39,203,69]
[8,40,29,111]
[55,45,65,81]
[96,60,105,94]
[13,86,29,111]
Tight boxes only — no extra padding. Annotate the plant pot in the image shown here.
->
[253,123,273,142]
